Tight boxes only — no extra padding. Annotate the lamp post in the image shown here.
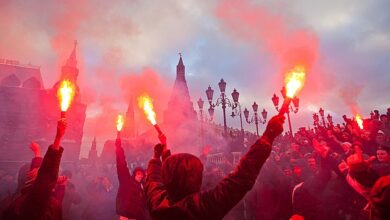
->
[313,113,320,128]
[206,79,234,136]
[197,98,214,122]
[197,98,206,152]
[271,87,299,135]
[243,102,267,136]
[197,98,214,153]
[230,88,245,138]
[319,108,326,127]
[327,114,333,127]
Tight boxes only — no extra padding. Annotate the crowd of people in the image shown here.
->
[0,109,389,220]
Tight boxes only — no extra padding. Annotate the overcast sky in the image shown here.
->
[1,0,389,156]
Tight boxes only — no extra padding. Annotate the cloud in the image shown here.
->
[1,0,389,156]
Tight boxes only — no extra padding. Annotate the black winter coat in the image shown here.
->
[116,143,148,220]
[3,146,63,220]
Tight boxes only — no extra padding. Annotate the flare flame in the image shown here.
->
[355,114,364,130]
[285,66,306,98]
[116,114,125,132]
[138,95,157,125]
[57,80,76,112]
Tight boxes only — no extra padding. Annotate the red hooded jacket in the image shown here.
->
[145,136,273,220]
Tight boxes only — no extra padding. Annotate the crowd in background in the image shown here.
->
[0,108,389,219]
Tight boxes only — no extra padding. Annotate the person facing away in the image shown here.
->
[3,119,67,220]
[145,115,285,220]
[115,134,149,220]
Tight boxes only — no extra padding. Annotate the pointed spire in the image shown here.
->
[178,52,184,66]
[176,52,185,80]
[88,136,98,162]
[91,136,97,150]
[164,52,196,124]
[66,40,77,68]
[126,96,134,115]
[124,96,135,138]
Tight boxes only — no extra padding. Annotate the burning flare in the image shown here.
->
[138,95,157,125]
[355,114,364,130]
[285,66,306,98]
[116,114,125,132]
[57,80,76,112]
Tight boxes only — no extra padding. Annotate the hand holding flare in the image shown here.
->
[279,66,306,115]
[57,80,76,118]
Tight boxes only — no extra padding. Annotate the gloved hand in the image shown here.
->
[154,144,164,159]
[262,115,285,143]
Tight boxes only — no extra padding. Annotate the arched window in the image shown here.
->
[1,74,21,87]
[22,77,41,89]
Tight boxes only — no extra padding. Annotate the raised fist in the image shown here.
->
[154,144,165,159]
[263,115,285,141]
[56,119,67,140]
[52,119,67,150]
[30,141,41,157]
[158,133,167,146]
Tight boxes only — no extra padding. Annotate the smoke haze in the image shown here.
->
[0,0,388,157]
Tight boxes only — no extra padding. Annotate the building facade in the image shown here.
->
[0,43,86,162]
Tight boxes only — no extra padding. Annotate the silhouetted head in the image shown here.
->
[370,175,390,219]
[162,153,203,202]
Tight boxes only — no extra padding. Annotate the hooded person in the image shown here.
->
[3,119,67,220]
[370,175,390,219]
[145,115,285,220]
[115,135,149,220]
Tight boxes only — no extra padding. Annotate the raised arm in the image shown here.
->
[23,119,66,217]
[196,115,285,219]
[115,134,131,184]
[145,134,171,212]
[29,141,43,169]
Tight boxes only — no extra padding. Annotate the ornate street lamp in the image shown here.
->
[197,97,204,110]
[271,87,299,135]
[244,102,267,136]
[319,107,326,127]
[197,97,213,122]
[327,114,333,127]
[206,79,234,136]
[313,113,320,127]
[197,97,214,152]
[230,88,244,138]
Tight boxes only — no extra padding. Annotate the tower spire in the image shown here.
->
[66,40,78,68]
[123,96,135,138]
[164,53,196,124]
[176,53,185,81]
[88,136,98,162]
[59,40,79,82]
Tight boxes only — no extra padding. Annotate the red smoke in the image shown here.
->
[120,68,171,128]
[83,68,170,140]
[49,0,90,64]
[214,0,344,121]
[339,83,364,115]
[215,0,319,74]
